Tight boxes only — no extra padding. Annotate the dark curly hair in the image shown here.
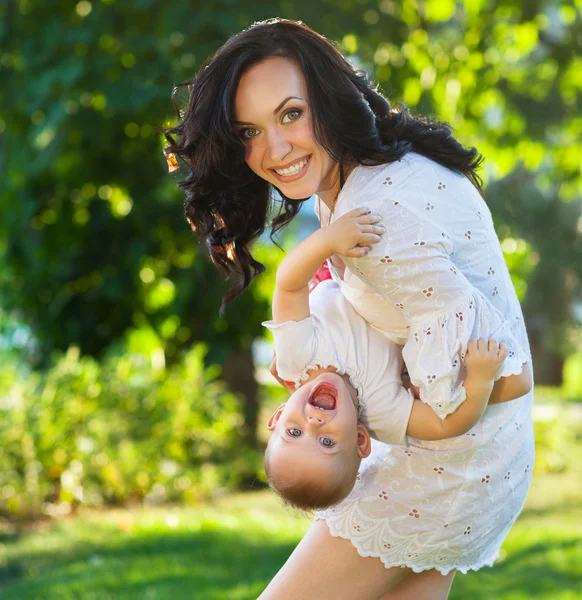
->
[164,18,484,304]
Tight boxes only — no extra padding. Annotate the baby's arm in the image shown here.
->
[272,208,384,324]
[406,338,506,440]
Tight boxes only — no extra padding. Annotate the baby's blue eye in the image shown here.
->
[320,437,334,447]
[288,428,302,437]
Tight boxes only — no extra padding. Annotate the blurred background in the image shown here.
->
[0,0,581,598]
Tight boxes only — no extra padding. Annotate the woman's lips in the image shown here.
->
[270,155,311,183]
[309,382,337,410]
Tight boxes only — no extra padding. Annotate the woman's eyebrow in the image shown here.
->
[233,96,304,125]
[273,95,304,114]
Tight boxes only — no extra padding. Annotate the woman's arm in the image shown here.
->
[407,338,506,440]
[272,208,383,323]
[489,362,532,403]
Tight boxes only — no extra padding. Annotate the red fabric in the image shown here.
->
[308,261,332,293]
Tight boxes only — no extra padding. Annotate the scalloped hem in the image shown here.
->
[316,517,500,576]
[497,354,532,380]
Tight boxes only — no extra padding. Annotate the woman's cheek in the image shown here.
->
[244,144,259,172]
[297,116,315,144]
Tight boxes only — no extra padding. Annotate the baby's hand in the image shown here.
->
[465,338,507,380]
[321,208,385,258]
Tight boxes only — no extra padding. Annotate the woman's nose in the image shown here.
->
[266,130,292,164]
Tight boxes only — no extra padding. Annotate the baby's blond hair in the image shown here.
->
[264,437,361,510]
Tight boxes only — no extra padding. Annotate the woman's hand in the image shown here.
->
[320,208,385,258]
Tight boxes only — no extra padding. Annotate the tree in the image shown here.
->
[0,0,283,448]
[0,0,580,406]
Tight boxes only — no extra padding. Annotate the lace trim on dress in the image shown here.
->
[315,518,500,575]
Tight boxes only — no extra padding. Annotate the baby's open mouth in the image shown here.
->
[308,383,337,410]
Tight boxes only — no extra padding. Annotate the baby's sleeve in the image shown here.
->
[262,317,319,386]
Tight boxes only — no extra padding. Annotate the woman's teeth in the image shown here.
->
[275,158,308,176]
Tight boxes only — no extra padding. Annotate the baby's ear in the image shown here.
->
[356,424,372,458]
[266,403,287,430]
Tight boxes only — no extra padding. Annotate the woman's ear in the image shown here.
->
[266,403,287,430]
[356,424,372,458]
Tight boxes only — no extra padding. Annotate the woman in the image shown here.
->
[165,19,534,600]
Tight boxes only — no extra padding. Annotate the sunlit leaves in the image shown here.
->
[424,0,456,23]
[402,77,422,107]
[145,278,176,312]
[341,33,358,54]
[501,237,537,302]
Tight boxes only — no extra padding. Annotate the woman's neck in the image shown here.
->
[317,162,357,211]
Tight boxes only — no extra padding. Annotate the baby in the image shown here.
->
[263,208,526,510]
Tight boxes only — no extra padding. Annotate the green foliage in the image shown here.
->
[533,410,579,474]
[0,0,580,372]
[0,345,260,520]
[0,0,277,363]
[563,352,582,398]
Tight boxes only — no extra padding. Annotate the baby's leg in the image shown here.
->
[258,520,412,600]
[377,568,456,600]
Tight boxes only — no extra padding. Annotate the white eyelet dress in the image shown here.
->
[314,153,535,575]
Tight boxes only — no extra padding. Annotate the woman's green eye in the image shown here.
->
[288,428,302,437]
[321,437,334,447]
[282,109,301,123]
[241,128,259,140]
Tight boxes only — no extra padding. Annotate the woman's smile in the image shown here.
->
[270,155,312,182]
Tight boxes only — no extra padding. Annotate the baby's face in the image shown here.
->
[266,372,369,474]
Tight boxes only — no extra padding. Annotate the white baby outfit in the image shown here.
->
[308,153,535,575]
[263,278,415,447]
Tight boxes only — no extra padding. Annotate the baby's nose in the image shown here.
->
[307,412,325,424]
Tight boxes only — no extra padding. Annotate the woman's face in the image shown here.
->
[233,56,340,203]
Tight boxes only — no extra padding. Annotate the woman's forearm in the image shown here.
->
[488,362,532,404]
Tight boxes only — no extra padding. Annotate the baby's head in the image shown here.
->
[265,371,371,510]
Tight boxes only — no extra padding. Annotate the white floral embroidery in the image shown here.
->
[313,153,534,575]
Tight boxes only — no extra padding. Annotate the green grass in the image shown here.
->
[0,493,306,600]
[1,403,581,600]
[0,467,580,600]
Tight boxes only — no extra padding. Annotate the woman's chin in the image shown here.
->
[272,181,316,201]
[276,189,314,201]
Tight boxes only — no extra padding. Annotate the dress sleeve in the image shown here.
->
[339,191,530,419]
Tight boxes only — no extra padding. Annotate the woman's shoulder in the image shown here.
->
[340,153,455,202]
[337,153,478,218]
